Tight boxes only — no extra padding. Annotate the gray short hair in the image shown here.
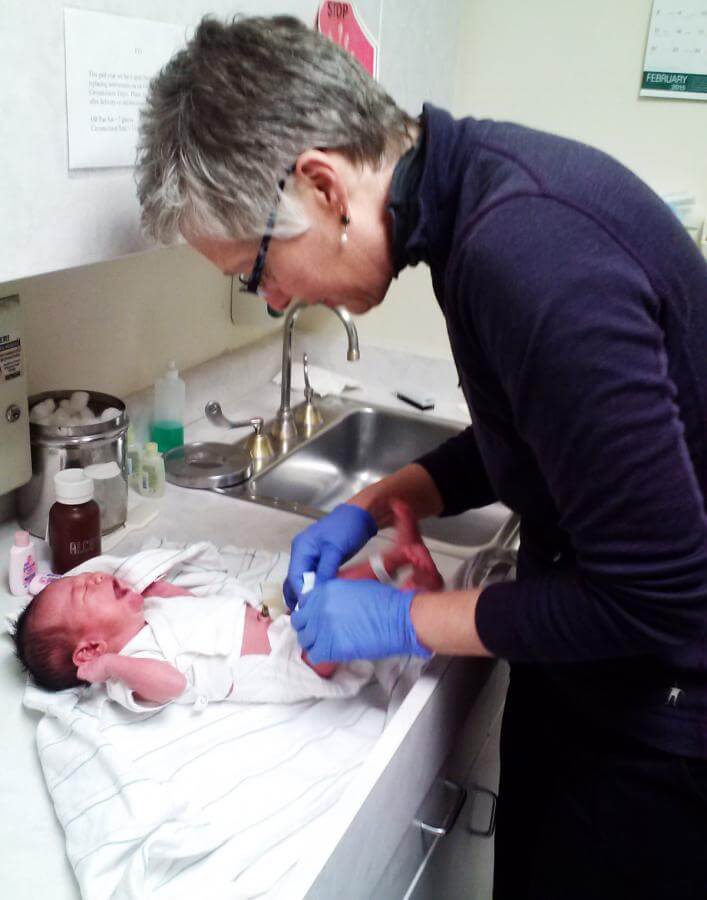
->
[137,15,416,244]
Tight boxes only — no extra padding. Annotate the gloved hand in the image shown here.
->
[283,503,377,611]
[290,578,432,663]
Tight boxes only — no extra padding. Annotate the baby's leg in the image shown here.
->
[338,499,443,590]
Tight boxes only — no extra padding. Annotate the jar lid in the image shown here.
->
[54,468,94,504]
[164,442,252,489]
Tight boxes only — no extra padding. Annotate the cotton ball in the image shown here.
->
[30,406,49,424]
[69,391,90,412]
[79,411,97,425]
[100,407,121,422]
[59,398,71,410]
[32,399,55,418]
[52,409,71,426]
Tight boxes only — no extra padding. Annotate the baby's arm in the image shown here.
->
[77,654,187,704]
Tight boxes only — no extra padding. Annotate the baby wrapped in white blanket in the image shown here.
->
[19,541,424,899]
[64,541,373,710]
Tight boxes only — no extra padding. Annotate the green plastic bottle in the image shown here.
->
[150,361,185,453]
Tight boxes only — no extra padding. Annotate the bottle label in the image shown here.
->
[22,554,37,589]
[142,468,157,493]
[69,537,100,556]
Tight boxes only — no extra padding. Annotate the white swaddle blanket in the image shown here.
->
[23,541,417,899]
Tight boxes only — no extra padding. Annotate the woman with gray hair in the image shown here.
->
[138,15,707,900]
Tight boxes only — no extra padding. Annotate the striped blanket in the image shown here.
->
[23,542,415,899]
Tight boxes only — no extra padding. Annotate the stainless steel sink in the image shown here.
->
[218,396,510,550]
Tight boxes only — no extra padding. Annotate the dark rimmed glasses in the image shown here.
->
[238,167,294,302]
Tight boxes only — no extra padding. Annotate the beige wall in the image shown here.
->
[453,0,706,210]
[341,0,707,360]
[1,245,282,400]
[4,0,704,404]
[347,263,452,360]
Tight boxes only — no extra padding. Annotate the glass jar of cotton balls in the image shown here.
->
[29,391,121,427]
[17,390,129,538]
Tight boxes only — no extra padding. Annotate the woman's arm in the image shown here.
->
[349,463,444,529]
[410,588,492,657]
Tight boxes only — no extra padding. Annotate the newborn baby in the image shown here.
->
[12,500,443,711]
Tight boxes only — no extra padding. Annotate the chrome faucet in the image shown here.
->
[272,301,360,444]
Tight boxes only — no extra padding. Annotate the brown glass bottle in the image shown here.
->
[48,469,102,574]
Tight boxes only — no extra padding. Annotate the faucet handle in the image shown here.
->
[205,401,273,460]
[297,353,323,432]
[302,352,315,402]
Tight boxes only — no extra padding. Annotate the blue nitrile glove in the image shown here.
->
[283,503,377,611]
[290,578,432,663]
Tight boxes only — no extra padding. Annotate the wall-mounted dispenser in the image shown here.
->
[0,295,31,495]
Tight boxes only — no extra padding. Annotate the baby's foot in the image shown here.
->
[390,498,423,546]
[400,544,444,592]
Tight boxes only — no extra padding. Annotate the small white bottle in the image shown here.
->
[140,442,166,498]
[9,530,37,595]
[126,425,142,492]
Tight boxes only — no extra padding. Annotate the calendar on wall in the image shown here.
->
[641,1,707,99]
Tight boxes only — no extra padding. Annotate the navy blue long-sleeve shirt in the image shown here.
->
[395,105,707,757]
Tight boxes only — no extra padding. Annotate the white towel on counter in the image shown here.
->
[272,362,360,395]
[23,540,417,899]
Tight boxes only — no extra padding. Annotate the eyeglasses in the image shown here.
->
[238,168,293,298]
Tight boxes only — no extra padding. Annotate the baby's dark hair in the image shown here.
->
[11,589,82,691]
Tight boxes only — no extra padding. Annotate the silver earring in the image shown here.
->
[341,214,350,245]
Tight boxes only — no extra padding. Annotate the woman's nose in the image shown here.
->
[263,285,292,311]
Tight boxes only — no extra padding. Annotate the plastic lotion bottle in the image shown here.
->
[140,442,166,498]
[9,530,37,595]
[151,361,185,453]
[126,424,142,491]
[48,469,102,574]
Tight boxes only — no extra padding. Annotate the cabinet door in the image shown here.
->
[373,662,509,899]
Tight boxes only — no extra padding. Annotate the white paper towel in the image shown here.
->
[273,363,360,395]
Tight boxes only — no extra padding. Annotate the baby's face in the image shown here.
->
[36,573,145,650]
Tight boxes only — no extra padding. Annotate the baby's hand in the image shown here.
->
[77,655,114,683]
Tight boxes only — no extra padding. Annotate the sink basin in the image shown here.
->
[221,398,510,550]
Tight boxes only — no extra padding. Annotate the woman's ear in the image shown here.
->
[294,149,348,214]
[72,640,107,667]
